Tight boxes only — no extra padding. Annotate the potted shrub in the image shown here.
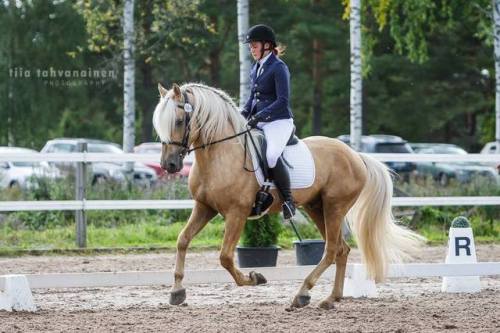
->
[236,213,282,268]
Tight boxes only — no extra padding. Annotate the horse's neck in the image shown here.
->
[192,126,246,176]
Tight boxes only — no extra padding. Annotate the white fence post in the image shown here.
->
[75,141,87,248]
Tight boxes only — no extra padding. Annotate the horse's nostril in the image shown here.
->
[168,162,177,170]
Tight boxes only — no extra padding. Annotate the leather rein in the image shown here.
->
[161,91,260,171]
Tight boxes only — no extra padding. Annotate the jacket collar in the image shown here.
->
[261,52,277,68]
[253,52,277,81]
[258,52,273,67]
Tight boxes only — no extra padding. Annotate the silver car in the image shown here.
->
[411,143,499,185]
[40,138,157,186]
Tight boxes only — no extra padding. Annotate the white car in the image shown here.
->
[0,147,61,189]
[480,142,500,174]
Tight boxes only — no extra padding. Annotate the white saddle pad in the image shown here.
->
[250,139,315,189]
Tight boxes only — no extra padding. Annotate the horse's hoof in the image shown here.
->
[318,300,335,310]
[291,295,311,308]
[249,271,267,285]
[169,288,186,305]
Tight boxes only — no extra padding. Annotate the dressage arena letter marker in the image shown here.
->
[0,275,37,312]
[441,217,481,293]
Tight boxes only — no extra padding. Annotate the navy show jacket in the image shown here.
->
[241,53,293,122]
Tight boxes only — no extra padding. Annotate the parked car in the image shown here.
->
[337,134,416,180]
[480,142,500,174]
[410,143,499,186]
[134,142,194,178]
[41,138,157,185]
[0,147,61,189]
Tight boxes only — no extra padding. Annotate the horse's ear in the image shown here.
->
[172,83,181,98]
[158,83,168,98]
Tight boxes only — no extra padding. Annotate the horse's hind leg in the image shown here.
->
[219,211,267,286]
[334,237,350,300]
[170,201,217,305]
[303,200,325,239]
[319,236,350,309]
[291,202,344,308]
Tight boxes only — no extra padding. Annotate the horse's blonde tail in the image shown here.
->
[347,153,425,282]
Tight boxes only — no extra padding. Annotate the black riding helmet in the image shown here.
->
[244,24,276,47]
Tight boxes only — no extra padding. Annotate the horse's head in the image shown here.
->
[153,82,247,174]
[153,83,193,174]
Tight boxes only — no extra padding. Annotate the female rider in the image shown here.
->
[241,24,295,219]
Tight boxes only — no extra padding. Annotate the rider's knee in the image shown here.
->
[267,154,279,168]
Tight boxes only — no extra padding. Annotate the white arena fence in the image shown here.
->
[0,152,499,212]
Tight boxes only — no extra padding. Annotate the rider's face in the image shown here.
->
[249,41,270,60]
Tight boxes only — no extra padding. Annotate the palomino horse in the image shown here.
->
[153,82,423,309]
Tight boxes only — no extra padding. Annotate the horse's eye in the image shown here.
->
[175,119,184,126]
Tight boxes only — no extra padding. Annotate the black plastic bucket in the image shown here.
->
[236,246,280,268]
[294,240,325,265]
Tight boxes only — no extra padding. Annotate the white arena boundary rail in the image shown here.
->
[0,152,499,212]
[1,263,499,290]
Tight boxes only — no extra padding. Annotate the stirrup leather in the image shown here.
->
[282,201,295,220]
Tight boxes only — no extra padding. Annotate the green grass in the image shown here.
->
[0,219,322,254]
[0,220,225,252]
[2,214,497,256]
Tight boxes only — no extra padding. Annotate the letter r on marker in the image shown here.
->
[455,237,471,256]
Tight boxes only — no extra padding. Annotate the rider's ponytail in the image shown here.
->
[273,43,286,57]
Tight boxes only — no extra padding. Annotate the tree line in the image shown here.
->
[0,0,496,152]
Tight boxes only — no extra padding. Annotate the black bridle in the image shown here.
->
[163,91,194,158]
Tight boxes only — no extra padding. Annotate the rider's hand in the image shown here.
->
[247,116,260,128]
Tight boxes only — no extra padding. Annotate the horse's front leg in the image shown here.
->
[219,211,267,286]
[170,201,217,305]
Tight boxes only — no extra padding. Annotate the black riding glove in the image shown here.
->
[247,115,260,128]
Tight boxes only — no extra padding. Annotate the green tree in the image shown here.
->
[0,0,120,148]
[344,0,495,147]
[77,0,215,142]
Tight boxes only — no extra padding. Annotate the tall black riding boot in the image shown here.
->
[270,157,296,219]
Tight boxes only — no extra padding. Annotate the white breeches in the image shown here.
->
[258,118,294,168]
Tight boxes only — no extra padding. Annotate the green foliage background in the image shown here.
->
[0,0,497,150]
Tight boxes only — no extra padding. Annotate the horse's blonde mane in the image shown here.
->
[152,83,247,146]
